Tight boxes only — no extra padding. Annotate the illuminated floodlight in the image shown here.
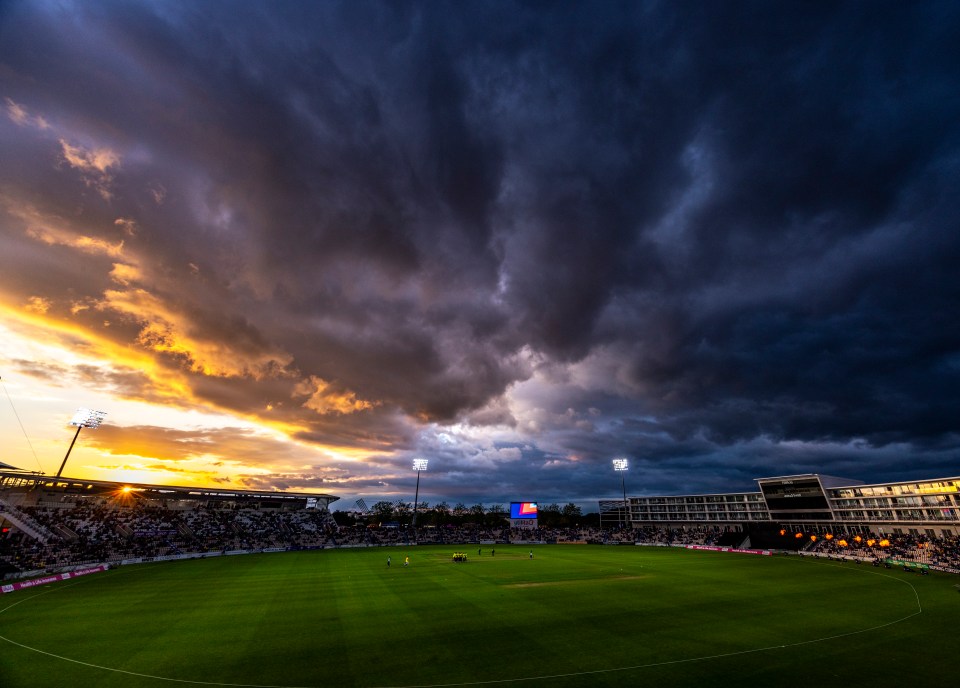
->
[612,458,629,528]
[411,458,428,539]
[70,408,107,429]
[57,408,108,478]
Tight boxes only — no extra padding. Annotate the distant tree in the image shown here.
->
[560,502,580,528]
[432,501,450,526]
[538,503,563,527]
[469,503,486,524]
[486,504,507,527]
[372,501,394,523]
[580,512,601,527]
[453,503,468,524]
[411,501,429,527]
[394,501,411,525]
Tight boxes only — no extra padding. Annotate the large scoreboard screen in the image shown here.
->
[510,502,538,519]
[760,478,831,516]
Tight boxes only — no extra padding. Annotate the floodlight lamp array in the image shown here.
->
[612,458,629,471]
[412,458,428,471]
[70,408,107,429]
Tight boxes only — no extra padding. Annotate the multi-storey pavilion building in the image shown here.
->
[600,473,960,537]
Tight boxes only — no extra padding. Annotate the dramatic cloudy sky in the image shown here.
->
[1,1,958,511]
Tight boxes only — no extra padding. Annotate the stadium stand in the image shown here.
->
[5,503,960,578]
[3,473,959,579]
[806,530,960,571]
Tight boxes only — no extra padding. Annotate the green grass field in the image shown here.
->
[1,545,956,688]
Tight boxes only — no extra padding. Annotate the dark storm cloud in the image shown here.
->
[2,1,959,504]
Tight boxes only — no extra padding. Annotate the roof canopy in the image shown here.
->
[0,469,339,508]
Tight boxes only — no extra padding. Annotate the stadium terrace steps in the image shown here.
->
[0,497,56,544]
[51,523,79,541]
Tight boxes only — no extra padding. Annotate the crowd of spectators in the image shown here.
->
[0,499,341,574]
[3,495,959,578]
[807,530,960,571]
[0,499,732,576]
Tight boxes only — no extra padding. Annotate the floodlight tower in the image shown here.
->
[612,458,629,528]
[56,408,107,478]
[411,458,428,540]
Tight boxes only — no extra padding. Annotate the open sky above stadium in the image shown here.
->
[1,1,959,510]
